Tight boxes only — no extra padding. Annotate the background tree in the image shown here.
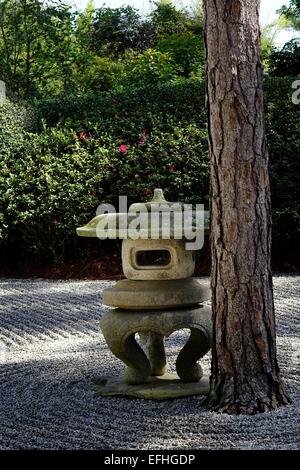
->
[204,0,290,414]
[76,0,94,51]
[269,39,300,76]
[279,0,300,30]
[0,0,206,96]
[91,5,141,57]
[156,31,205,77]
[149,0,188,36]
[0,0,75,97]
[266,0,300,76]
[260,18,287,69]
[152,1,205,78]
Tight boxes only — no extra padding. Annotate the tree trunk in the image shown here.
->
[204,0,290,414]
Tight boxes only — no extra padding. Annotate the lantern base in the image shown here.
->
[92,373,210,400]
[100,306,212,385]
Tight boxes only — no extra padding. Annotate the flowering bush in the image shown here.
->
[0,77,299,267]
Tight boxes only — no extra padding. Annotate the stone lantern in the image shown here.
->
[77,189,212,399]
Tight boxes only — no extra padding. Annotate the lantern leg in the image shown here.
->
[121,333,152,385]
[176,326,211,382]
[139,332,167,376]
[100,324,151,385]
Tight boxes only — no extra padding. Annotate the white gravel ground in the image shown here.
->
[0,276,299,450]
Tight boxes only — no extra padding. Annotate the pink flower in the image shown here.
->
[142,128,148,136]
[79,130,93,140]
[169,163,175,173]
[143,189,151,198]
[138,137,145,145]
[119,144,127,154]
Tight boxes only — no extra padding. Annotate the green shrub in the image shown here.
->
[269,39,300,77]
[0,99,35,150]
[33,78,206,129]
[0,77,299,266]
[0,99,36,240]
[0,130,108,261]
[0,80,209,263]
[0,122,209,262]
[123,49,181,88]
[74,56,126,93]
[265,76,300,255]
[156,32,205,78]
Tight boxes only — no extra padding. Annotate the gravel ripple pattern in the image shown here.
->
[0,276,299,450]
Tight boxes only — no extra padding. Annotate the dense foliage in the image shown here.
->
[279,0,300,30]
[265,77,300,259]
[0,0,205,98]
[268,0,300,76]
[0,77,299,266]
[269,39,300,76]
[0,1,299,270]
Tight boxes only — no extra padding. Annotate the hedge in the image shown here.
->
[0,77,299,266]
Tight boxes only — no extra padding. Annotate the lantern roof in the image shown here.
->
[76,189,209,241]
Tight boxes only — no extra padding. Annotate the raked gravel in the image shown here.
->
[0,276,299,450]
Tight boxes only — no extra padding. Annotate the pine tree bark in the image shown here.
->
[204,0,290,414]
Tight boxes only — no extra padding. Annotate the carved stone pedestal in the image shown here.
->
[94,305,212,400]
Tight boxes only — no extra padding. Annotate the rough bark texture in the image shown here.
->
[204,0,290,414]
